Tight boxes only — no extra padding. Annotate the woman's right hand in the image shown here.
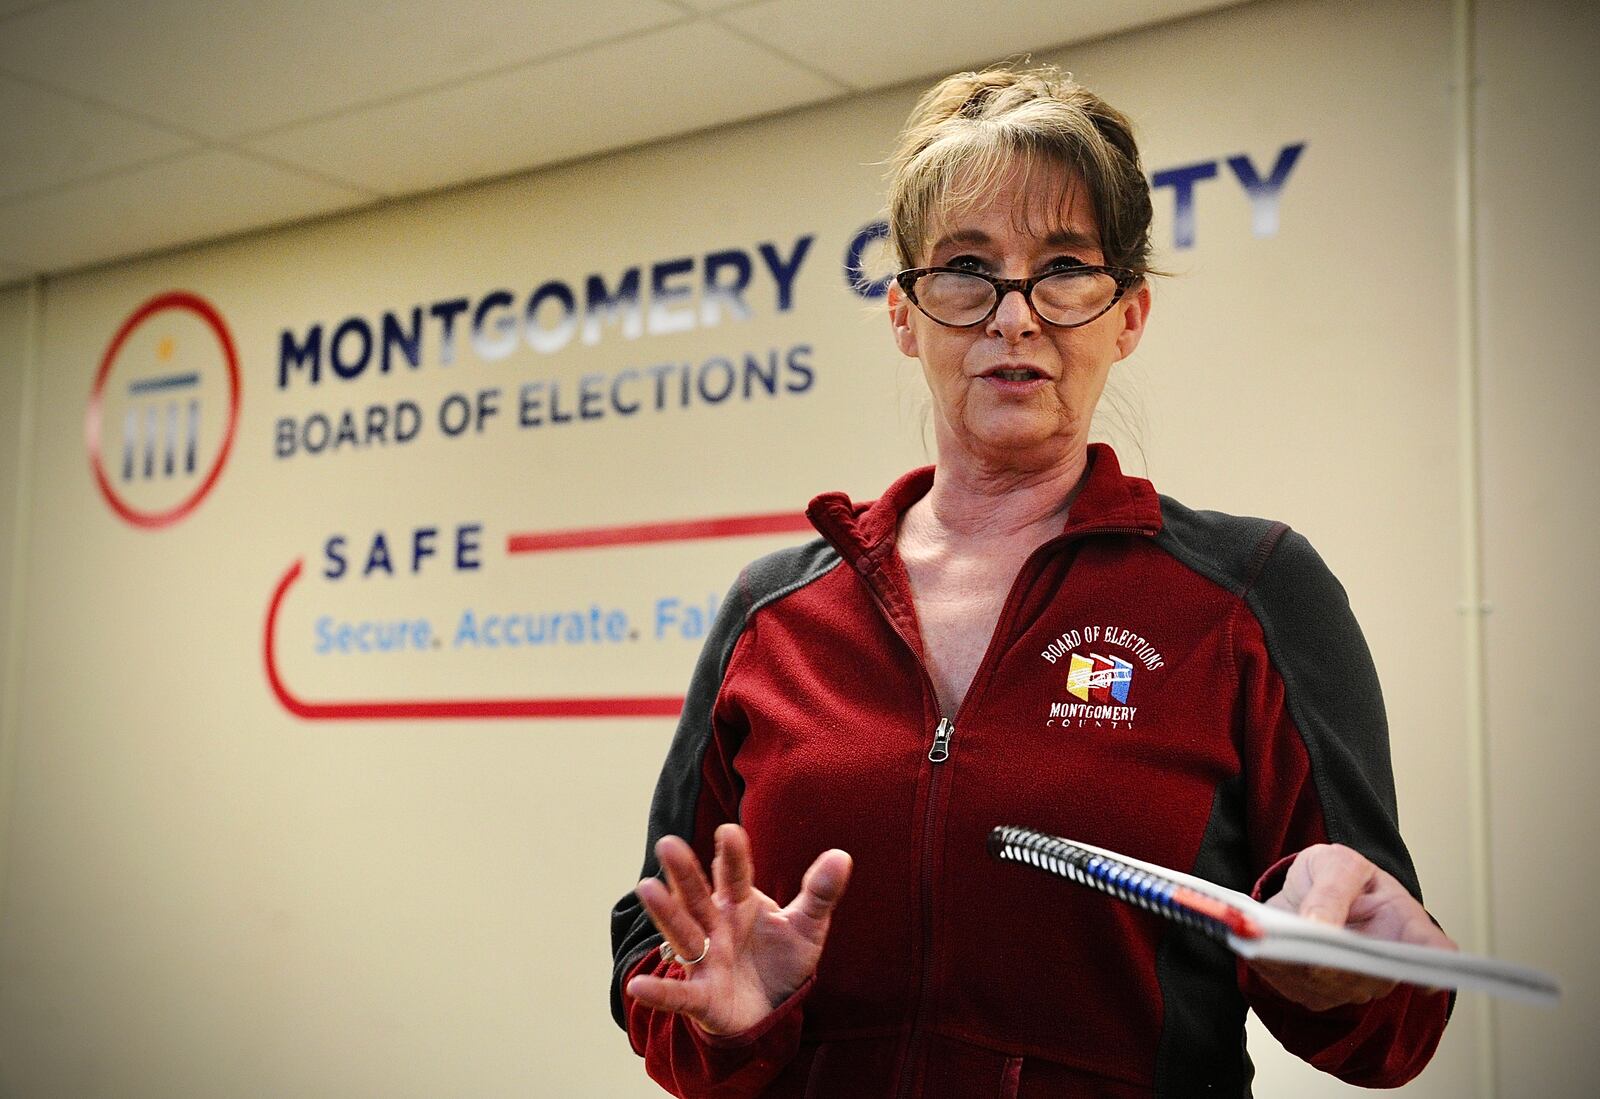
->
[626,823,853,1037]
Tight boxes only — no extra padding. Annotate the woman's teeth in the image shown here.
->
[991,369,1038,381]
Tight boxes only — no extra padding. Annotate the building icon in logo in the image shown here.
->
[86,292,240,529]
[120,365,201,482]
[1066,653,1133,703]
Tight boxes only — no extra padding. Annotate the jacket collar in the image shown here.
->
[806,443,1163,568]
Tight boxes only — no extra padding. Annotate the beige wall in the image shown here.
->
[0,0,1590,1096]
[0,281,35,933]
[1477,0,1600,1093]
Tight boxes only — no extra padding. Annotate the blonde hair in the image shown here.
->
[887,65,1153,273]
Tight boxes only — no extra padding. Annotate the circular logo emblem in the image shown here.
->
[85,291,241,529]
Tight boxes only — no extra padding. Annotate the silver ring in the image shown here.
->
[662,936,710,967]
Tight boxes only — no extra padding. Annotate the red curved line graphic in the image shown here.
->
[264,559,684,720]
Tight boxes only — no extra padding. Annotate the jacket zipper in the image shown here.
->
[856,524,1154,1098]
[898,713,953,1098]
[846,572,951,1099]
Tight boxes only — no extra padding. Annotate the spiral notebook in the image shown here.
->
[988,825,1560,1006]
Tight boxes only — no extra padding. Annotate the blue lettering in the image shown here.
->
[323,535,347,579]
[701,249,753,326]
[278,325,322,388]
[844,220,892,299]
[646,363,675,410]
[582,268,643,345]
[1225,142,1305,238]
[412,527,437,573]
[697,357,735,404]
[611,369,640,415]
[381,308,421,373]
[1151,161,1218,249]
[518,380,545,426]
[333,410,359,448]
[526,280,577,354]
[275,417,296,458]
[429,298,470,365]
[314,615,334,652]
[548,379,573,424]
[328,525,480,578]
[395,400,422,442]
[655,597,679,639]
[456,523,481,571]
[471,290,518,360]
[655,596,711,640]
[473,387,499,432]
[605,610,627,642]
[303,413,329,451]
[758,235,814,311]
[579,373,605,419]
[647,257,696,336]
[364,404,388,442]
[785,344,814,393]
[681,604,706,638]
[438,392,470,435]
[743,349,778,398]
[364,532,394,577]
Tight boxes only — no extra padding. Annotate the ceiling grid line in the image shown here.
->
[228,12,704,145]
[704,8,860,92]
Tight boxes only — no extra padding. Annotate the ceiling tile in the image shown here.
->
[0,74,196,201]
[0,0,687,140]
[243,21,847,196]
[0,151,372,275]
[722,0,1243,88]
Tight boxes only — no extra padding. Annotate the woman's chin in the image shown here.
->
[956,418,1077,467]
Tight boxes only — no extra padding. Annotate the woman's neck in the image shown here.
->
[903,445,1091,553]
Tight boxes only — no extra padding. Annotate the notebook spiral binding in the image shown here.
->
[987,825,1236,942]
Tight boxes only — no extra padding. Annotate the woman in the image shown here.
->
[610,66,1454,1097]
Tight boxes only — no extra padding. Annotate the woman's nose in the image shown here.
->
[988,286,1040,340]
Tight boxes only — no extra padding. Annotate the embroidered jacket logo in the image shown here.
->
[1041,626,1163,730]
[1067,653,1132,703]
[1048,652,1137,727]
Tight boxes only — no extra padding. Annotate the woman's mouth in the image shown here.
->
[980,365,1050,388]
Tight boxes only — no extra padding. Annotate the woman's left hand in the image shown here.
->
[1250,843,1457,1012]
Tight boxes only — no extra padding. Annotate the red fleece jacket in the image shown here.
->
[610,445,1450,1097]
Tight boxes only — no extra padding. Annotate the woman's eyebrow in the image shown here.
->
[928,228,1102,255]
[1040,229,1100,252]
[928,229,991,253]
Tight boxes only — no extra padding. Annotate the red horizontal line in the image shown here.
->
[506,510,812,554]
[280,696,684,720]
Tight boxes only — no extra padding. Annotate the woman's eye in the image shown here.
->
[1043,256,1088,273]
[945,254,989,272]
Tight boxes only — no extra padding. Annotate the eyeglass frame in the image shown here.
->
[893,264,1142,330]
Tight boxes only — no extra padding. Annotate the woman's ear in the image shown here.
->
[887,281,919,359]
[1112,282,1152,363]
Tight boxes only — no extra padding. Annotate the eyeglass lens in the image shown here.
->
[914,270,1118,327]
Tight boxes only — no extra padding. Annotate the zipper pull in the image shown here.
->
[929,717,954,763]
